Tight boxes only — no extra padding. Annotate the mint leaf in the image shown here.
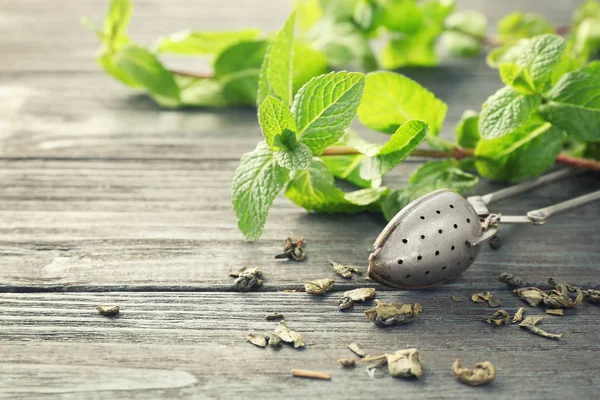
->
[497,12,554,44]
[232,143,290,241]
[113,44,180,104]
[292,71,365,155]
[475,116,566,182]
[258,96,297,149]
[445,10,487,39]
[373,0,425,34]
[103,0,132,47]
[486,39,529,68]
[539,66,600,141]
[292,42,329,94]
[285,159,387,213]
[478,86,541,139]
[320,154,373,188]
[515,34,566,90]
[257,12,296,106]
[499,63,536,93]
[381,28,439,68]
[153,29,261,55]
[178,77,229,107]
[275,142,313,170]
[455,110,480,148]
[440,31,483,57]
[358,71,447,138]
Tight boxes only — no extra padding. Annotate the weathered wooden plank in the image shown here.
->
[0,292,598,399]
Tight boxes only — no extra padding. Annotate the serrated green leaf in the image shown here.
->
[499,63,536,94]
[257,12,296,106]
[497,12,554,44]
[232,143,290,241]
[258,96,297,150]
[373,0,425,34]
[358,71,447,139]
[320,154,372,188]
[292,71,365,155]
[153,29,261,55]
[475,116,566,182]
[440,31,483,57]
[455,110,480,148]
[292,42,329,94]
[486,40,529,68]
[275,142,313,170]
[285,158,387,213]
[539,103,600,142]
[113,44,180,103]
[478,86,541,139]
[515,34,566,90]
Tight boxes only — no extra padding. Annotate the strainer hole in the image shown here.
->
[438,229,443,234]
[436,210,441,214]
[398,259,403,264]
[421,235,425,239]
[466,218,471,223]
[406,274,411,278]
[449,205,454,208]
[425,271,430,275]
[417,255,422,261]
[402,239,408,244]
[420,216,425,220]
[451,245,455,251]
[453,224,458,229]
[435,250,439,256]
[442,266,447,270]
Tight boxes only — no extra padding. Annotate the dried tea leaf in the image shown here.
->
[452,359,496,386]
[338,358,356,368]
[489,235,502,250]
[304,278,334,295]
[348,343,367,358]
[339,288,376,311]
[386,349,423,378]
[330,260,362,279]
[514,287,547,307]
[546,309,564,316]
[275,237,306,261]
[265,313,285,321]
[471,292,501,307]
[512,307,525,323]
[229,266,260,277]
[364,300,422,327]
[451,296,464,302]
[247,333,268,348]
[499,272,524,287]
[485,310,510,326]
[583,289,600,304]
[519,316,562,340]
[97,305,120,316]
[274,321,305,348]
[267,333,282,348]
[544,278,583,309]
[233,270,263,292]
[366,358,388,370]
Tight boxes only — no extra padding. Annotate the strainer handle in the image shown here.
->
[526,190,600,225]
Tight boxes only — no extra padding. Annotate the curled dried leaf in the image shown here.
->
[348,343,367,358]
[339,288,376,311]
[267,333,282,348]
[545,309,564,316]
[512,307,525,324]
[583,289,600,304]
[514,287,547,307]
[471,292,501,307]
[499,272,524,287]
[519,316,562,340]
[387,349,423,378]
[304,278,334,295]
[545,278,583,309]
[338,358,356,368]
[97,305,120,316]
[275,237,306,261]
[365,300,421,328]
[233,270,263,292]
[265,313,285,321]
[274,321,305,348]
[452,359,496,386]
[485,310,510,326]
[247,333,268,348]
[330,260,362,279]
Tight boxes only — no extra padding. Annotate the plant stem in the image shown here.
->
[321,146,600,171]
[169,69,214,79]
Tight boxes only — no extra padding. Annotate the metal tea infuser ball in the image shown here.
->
[368,169,600,289]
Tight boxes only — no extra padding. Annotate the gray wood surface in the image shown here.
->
[0,0,598,399]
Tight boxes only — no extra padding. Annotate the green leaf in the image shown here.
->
[214,40,268,105]
[153,29,261,55]
[514,34,566,90]
[285,158,387,213]
[275,142,313,170]
[232,143,290,241]
[103,0,132,46]
[381,28,439,68]
[358,71,447,139]
[353,0,375,31]
[177,77,229,107]
[539,66,600,141]
[373,0,425,34]
[257,12,296,106]
[499,63,536,94]
[440,31,483,57]
[497,12,554,44]
[444,10,487,39]
[258,96,297,150]
[292,42,329,94]
[113,44,180,103]
[486,40,529,68]
[475,116,566,182]
[572,0,600,27]
[292,71,365,155]
[478,86,541,139]
[455,110,480,148]
[381,159,478,221]
[320,154,372,188]
[295,0,323,34]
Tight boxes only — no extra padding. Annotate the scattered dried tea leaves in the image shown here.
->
[584,289,600,304]
[291,369,331,380]
[265,313,285,321]
[339,287,376,311]
[330,260,362,279]
[512,307,525,324]
[338,358,356,368]
[545,278,583,309]
[513,287,547,307]
[233,268,263,292]
[348,343,367,358]
[274,321,305,348]
[304,278,334,295]
[275,237,306,261]
[546,309,564,316]
[387,348,423,378]
[452,359,496,386]
[519,316,562,340]
[471,292,501,307]
[247,333,268,348]
[485,310,510,326]
[499,272,524,288]
[489,235,502,250]
[97,305,119,316]
[365,301,422,327]
[451,296,464,302]
[267,333,282,348]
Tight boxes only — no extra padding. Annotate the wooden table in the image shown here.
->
[1,1,598,398]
